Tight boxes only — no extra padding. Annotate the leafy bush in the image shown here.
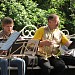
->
[0,0,75,34]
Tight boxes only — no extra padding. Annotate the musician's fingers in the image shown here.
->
[3,51,7,52]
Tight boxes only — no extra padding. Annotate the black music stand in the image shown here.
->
[0,32,21,52]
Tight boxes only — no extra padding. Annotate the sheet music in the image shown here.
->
[0,43,4,48]
[0,32,20,51]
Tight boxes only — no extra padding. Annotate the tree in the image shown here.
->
[0,0,74,34]
[32,0,75,34]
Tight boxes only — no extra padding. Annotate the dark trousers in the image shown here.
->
[59,55,75,66]
[37,55,65,75]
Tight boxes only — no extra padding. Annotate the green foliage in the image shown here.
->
[18,0,47,27]
[32,0,75,34]
[32,0,65,10]
[0,0,75,34]
[0,0,47,31]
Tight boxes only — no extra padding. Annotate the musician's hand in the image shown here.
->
[3,51,7,53]
[45,40,53,46]
[40,40,52,47]
[0,50,7,55]
[0,50,3,54]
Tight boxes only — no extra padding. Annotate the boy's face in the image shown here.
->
[3,24,14,33]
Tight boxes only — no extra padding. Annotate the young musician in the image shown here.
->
[0,17,26,75]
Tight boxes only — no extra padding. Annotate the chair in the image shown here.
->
[20,25,37,39]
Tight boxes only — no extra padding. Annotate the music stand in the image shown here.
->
[0,32,21,51]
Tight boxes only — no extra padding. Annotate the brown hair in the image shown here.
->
[47,14,59,21]
[2,17,14,26]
